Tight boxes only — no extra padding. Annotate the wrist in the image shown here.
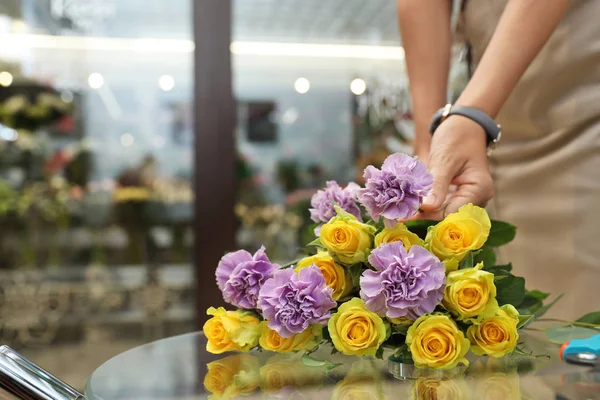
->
[437,115,488,154]
[445,115,487,140]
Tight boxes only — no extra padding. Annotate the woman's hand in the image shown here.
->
[417,115,494,220]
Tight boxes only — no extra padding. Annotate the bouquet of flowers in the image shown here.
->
[204,153,599,370]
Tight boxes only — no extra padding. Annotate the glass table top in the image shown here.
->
[85,331,599,400]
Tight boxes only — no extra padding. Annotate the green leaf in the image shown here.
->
[367,219,380,228]
[545,326,599,344]
[405,219,437,240]
[486,267,512,277]
[527,290,550,301]
[301,354,342,371]
[576,311,600,325]
[375,346,384,360]
[518,315,534,329]
[520,294,564,329]
[495,274,526,307]
[347,263,364,287]
[517,294,543,314]
[280,258,304,269]
[517,290,550,314]
[473,246,496,267]
[392,324,410,336]
[487,220,517,247]
[307,237,322,247]
[390,345,413,364]
[458,252,474,270]
[483,263,512,274]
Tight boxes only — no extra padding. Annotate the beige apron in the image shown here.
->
[459,0,600,319]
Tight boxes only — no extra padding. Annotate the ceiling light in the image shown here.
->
[0,72,13,87]
[231,41,405,60]
[158,75,175,92]
[88,73,104,89]
[120,133,134,147]
[350,78,367,95]
[0,34,404,59]
[294,78,310,94]
[0,34,195,53]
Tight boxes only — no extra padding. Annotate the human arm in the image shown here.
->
[397,0,452,163]
[416,0,571,218]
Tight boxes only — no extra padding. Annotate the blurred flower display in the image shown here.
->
[0,107,196,267]
[0,82,71,132]
[235,203,303,261]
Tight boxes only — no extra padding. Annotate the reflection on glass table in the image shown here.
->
[84,332,600,400]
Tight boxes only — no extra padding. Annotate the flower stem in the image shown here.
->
[522,327,545,332]
[536,318,600,329]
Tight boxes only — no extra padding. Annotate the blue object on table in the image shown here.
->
[561,334,600,367]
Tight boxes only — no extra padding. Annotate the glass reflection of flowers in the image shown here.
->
[204,354,260,399]
[331,360,386,400]
[403,368,522,400]
[411,375,471,400]
[259,354,326,393]
[204,151,600,370]
[473,372,521,400]
[203,353,326,399]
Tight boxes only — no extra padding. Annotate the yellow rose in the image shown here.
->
[374,223,424,250]
[259,354,325,392]
[442,266,499,322]
[412,377,471,400]
[296,252,353,300]
[203,355,260,399]
[203,307,261,354]
[320,206,376,265]
[328,297,389,356]
[406,314,470,369]
[259,322,322,353]
[425,204,491,270]
[473,372,521,400]
[467,305,519,358]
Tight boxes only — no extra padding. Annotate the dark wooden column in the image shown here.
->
[193,0,235,329]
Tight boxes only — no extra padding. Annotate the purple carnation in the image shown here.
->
[360,242,445,320]
[357,153,432,227]
[216,246,279,310]
[310,181,361,231]
[258,265,336,338]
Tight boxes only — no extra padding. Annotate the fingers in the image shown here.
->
[444,170,494,215]
[411,208,444,221]
[422,153,461,211]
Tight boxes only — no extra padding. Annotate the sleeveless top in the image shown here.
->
[457,0,600,319]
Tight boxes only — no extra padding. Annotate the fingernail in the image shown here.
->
[423,195,436,206]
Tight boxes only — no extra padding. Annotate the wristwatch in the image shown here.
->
[429,104,502,149]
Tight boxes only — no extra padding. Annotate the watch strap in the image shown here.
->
[429,104,502,148]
